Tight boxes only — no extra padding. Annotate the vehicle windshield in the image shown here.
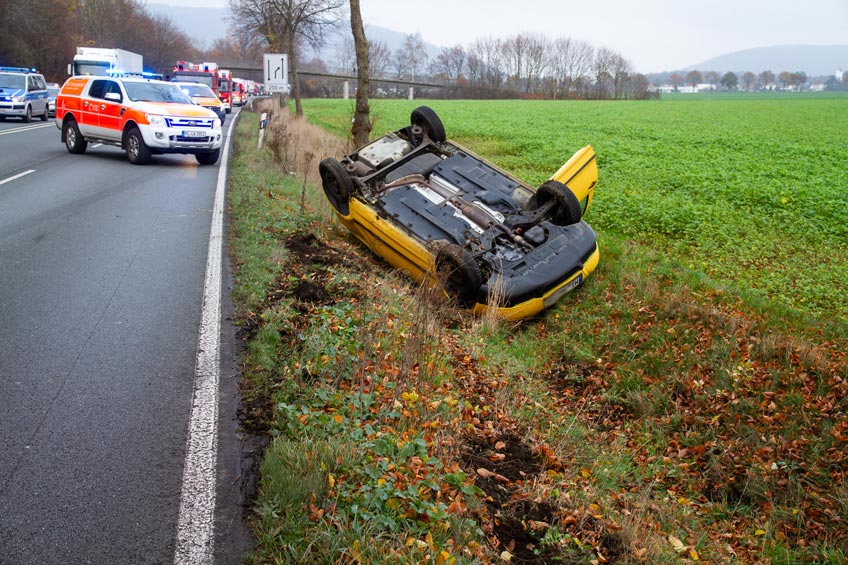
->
[124,81,193,104]
[0,74,26,89]
[178,83,217,99]
[172,73,214,89]
[47,86,60,97]
[75,61,111,76]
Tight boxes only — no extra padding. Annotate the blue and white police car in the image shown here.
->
[0,67,49,123]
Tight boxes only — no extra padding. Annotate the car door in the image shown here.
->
[81,79,105,137]
[33,75,48,116]
[96,80,124,141]
[26,75,41,115]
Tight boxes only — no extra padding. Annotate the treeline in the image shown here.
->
[662,69,811,90]
[0,0,198,82]
[327,32,656,100]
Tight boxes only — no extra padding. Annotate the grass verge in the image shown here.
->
[228,98,848,564]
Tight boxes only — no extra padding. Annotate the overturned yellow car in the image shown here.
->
[319,106,599,320]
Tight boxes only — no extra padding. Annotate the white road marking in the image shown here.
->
[0,170,35,186]
[0,123,54,136]
[173,117,237,565]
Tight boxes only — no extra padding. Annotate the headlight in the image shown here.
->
[213,117,221,128]
[12,95,25,102]
[146,114,166,126]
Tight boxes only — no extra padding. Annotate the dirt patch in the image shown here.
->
[464,432,543,483]
[237,231,346,343]
[285,231,342,266]
[462,431,559,563]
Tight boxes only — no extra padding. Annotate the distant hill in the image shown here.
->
[688,44,848,76]
[145,4,444,67]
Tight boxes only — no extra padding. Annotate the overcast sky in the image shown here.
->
[156,0,847,72]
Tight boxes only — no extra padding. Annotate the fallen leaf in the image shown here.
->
[477,468,495,479]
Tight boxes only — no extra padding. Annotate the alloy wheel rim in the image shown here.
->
[128,136,138,159]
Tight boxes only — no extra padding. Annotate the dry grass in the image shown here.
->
[259,97,351,181]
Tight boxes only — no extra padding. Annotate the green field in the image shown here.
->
[231,95,848,564]
[301,95,848,324]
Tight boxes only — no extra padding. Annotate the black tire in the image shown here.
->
[22,106,32,123]
[196,149,220,165]
[125,127,151,165]
[63,119,87,154]
[530,180,583,226]
[411,106,446,143]
[319,158,354,216]
[430,240,483,308]
[40,105,48,121]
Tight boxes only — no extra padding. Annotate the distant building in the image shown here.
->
[837,69,844,81]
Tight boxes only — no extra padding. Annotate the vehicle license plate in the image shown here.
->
[543,274,583,308]
[183,130,205,138]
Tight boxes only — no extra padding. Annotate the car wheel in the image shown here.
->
[411,106,446,143]
[22,106,32,123]
[126,127,151,165]
[430,240,482,308]
[195,149,220,166]
[530,180,583,226]
[40,105,49,121]
[319,158,354,216]
[63,119,88,154]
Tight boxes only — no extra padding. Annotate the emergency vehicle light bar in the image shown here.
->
[0,67,36,73]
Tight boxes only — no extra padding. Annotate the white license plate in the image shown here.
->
[182,130,205,138]
[543,274,583,308]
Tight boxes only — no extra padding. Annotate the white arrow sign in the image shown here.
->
[263,53,289,86]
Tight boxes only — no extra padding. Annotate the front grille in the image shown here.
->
[170,135,213,143]
[164,117,214,128]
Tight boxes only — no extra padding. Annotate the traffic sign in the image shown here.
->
[264,53,289,87]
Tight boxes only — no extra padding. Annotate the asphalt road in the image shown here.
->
[0,115,250,564]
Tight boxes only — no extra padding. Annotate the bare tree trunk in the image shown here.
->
[349,0,371,146]
[288,34,303,117]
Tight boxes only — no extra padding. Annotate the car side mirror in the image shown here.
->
[105,92,121,102]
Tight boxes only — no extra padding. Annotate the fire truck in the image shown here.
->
[218,69,233,113]
[172,61,221,98]
[231,78,247,107]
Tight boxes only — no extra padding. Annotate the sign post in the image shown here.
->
[257,112,268,150]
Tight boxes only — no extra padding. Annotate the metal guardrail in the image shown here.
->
[223,67,445,89]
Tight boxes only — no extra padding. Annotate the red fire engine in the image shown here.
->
[172,61,221,97]
[218,69,233,113]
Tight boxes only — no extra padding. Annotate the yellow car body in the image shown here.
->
[320,107,600,320]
